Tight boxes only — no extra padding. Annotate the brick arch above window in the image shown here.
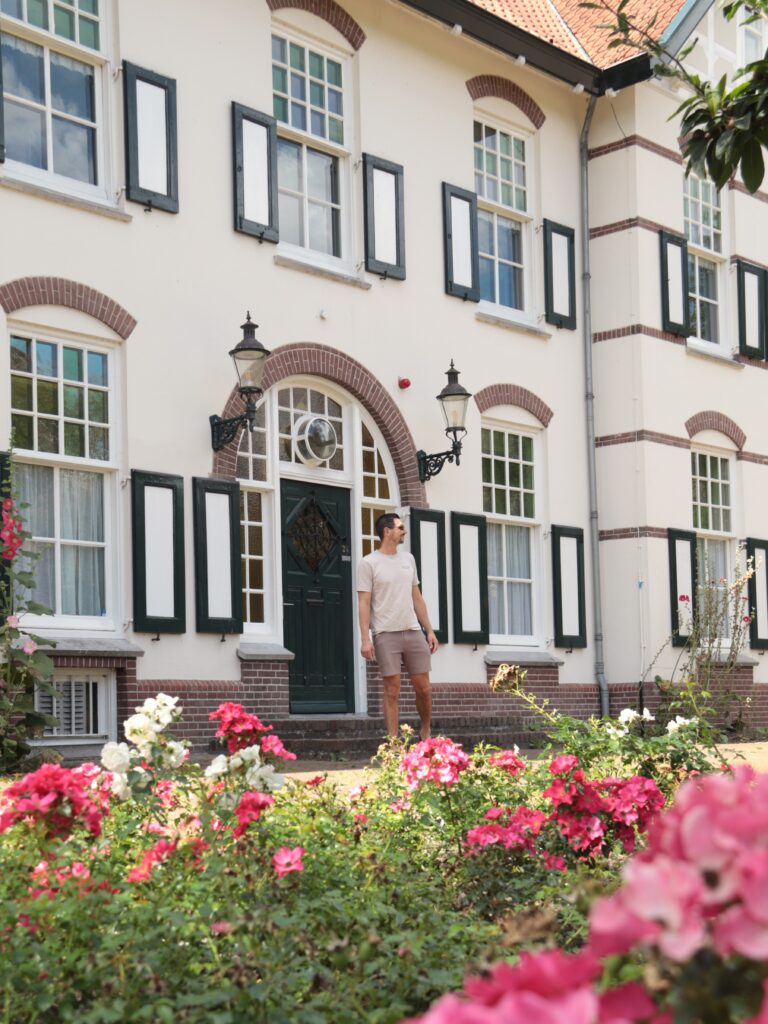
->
[0,277,137,339]
[466,75,545,130]
[474,384,553,427]
[685,411,746,451]
[265,0,366,49]
[212,342,426,506]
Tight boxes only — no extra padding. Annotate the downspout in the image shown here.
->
[579,95,610,717]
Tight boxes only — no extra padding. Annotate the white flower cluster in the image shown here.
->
[100,693,189,799]
[666,715,697,734]
[605,707,655,738]
[204,742,285,792]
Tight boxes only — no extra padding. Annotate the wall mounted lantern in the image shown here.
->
[210,313,271,451]
[416,360,472,483]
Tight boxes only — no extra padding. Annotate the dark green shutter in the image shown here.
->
[660,231,689,336]
[543,221,576,329]
[551,525,587,647]
[123,62,179,213]
[0,452,10,614]
[363,154,406,279]
[746,538,768,649]
[450,512,488,643]
[0,34,5,164]
[737,261,766,359]
[232,102,278,243]
[668,528,696,647]
[131,471,185,633]
[193,478,242,634]
[442,183,479,301]
[409,508,447,643]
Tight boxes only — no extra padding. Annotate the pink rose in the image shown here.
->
[272,845,305,878]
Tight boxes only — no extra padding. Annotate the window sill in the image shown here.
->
[685,340,744,368]
[0,174,132,222]
[484,649,564,667]
[475,307,551,339]
[273,251,371,290]
[36,638,144,658]
[238,642,295,662]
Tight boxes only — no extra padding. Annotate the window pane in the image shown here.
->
[11,414,33,449]
[51,52,94,120]
[63,384,84,418]
[54,4,76,38]
[61,546,105,615]
[11,336,31,372]
[487,523,503,575]
[3,100,46,168]
[16,463,54,536]
[290,72,306,101]
[63,347,83,381]
[309,51,324,79]
[64,421,85,456]
[488,579,504,634]
[307,149,337,203]
[1,34,45,103]
[478,210,494,255]
[308,202,339,256]
[498,218,522,263]
[36,342,57,377]
[290,102,306,131]
[87,351,107,386]
[505,525,530,577]
[327,60,342,86]
[498,264,523,310]
[11,375,32,410]
[89,426,109,461]
[38,380,58,414]
[52,117,96,184]
[277,138,302,191]
[1,0,23,16]
[289,43,305,71]
[479,257,495,303]
[278,193,303,246]
[507,581,532,635]
[272,35,286,63]
[27,0,47,25]
[78,15,99,49]
[60,470,103,541]
[88,389,107,423]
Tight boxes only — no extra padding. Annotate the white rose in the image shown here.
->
[246,763,284,791]
[229,754,243,770]
[618,708,639,725]
[239,744,261,765]
[124,712,158,749]
[110,771,131,800]
[666,715,696,733]
[605,724,628,739]
[164,741,189,769]
[641,707,655,721]
[101,741,132,774]
[204,754,230,779]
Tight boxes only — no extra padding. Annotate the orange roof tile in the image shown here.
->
[465,0,687,69]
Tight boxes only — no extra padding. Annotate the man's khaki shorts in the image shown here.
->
[373,629,431,677]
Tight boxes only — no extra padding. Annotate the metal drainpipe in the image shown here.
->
[579,95,610,717]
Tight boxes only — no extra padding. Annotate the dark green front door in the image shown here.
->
[281,479,354,713]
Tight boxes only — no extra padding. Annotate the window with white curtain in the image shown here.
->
[691,449,735,640]
[482,423,538,643]
[8,329,115,626]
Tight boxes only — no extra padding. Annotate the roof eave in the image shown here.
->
[660,0,716,54]
[397,0,603,93]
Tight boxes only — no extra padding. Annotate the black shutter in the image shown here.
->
[660,231,689,336]
[543,220,576,329]
[450,512,488,643]
[442,183,479,301]
[551,525,587,647]
[737,261,766,359]
[232,102,278,243]
[193,478,243,634]
[363,154,405,279]
[123,62,179,213]
[409,508,447,643]
[668,528,697,647]
[746,538,768,649]
[0,452,10,614]
[131,471,185,633]
[0,34,5,164]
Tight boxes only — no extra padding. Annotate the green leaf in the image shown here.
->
[741,138,765,191]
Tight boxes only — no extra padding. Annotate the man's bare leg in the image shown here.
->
[382,674,402,737]
[411,672,432,740]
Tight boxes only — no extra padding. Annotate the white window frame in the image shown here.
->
[683,172,729,351]
[0,0,116,205]
[6,320,120,633]
[31,669,117,746]
[271,20,355,274]
[482,417,543,647]
[738,12,768,70]
[473,108,537,328]
[691,446,737,643]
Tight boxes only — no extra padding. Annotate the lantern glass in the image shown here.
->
[439,392,470,432]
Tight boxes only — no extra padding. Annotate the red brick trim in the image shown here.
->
[265,0,365,49]
[729,180,768,205]
[595,429,690,450]
[590,217,675,240]
[587,134,682,165]
[738,450,768,466]
[592,324,685,345]
[466,75,545,129]
[0,277,137,339]
[473,383,553,426]
[599,526,669,540]
[685,411,746,450]
[212,342,426,507]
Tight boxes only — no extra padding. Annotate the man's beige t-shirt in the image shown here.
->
[357,550,420,635]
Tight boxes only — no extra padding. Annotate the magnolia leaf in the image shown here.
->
[741,138,765,192]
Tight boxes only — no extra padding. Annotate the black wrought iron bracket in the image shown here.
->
[210,394,261,451]
[417,434,465,483]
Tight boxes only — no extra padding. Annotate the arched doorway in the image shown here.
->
[234,376,399,712]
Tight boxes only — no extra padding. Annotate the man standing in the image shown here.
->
[357,512,438,740]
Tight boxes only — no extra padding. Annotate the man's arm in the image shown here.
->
[358,591,375,660]
[412,585,439,654]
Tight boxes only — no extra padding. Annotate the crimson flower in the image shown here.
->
[272,845,305,878]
